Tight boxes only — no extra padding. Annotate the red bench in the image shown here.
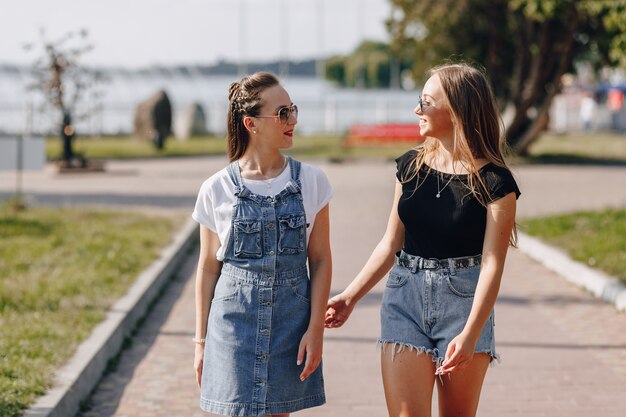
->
[344,123,425,147]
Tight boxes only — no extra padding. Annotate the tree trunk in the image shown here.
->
[506,3,579,155]
[61,109,75,163]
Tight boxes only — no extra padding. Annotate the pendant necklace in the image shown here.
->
[436,172,455,198]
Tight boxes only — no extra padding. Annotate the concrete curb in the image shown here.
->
[24,218,199,417]
[517,231,626,313]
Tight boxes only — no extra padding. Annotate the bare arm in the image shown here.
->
[298,204,332,381]
[194,225,223,387]
[437,192,517,375]
[307,203,333,331]
[325,181,405,328]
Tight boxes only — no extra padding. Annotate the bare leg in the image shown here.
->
[381,347,437,417]
[436,353,490,417]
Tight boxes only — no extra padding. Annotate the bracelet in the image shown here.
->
[192,337,206,344]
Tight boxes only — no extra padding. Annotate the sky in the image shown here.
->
[1,0,392,68]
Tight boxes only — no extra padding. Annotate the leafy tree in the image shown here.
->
[324,40,412,88]
[387,0,626,154]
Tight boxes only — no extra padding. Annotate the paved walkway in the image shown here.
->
[3,157,626,416]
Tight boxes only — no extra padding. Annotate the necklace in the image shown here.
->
[436,172,455,198]
[239,156,288,180]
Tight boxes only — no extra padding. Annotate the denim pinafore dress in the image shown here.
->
[200,157,325,417]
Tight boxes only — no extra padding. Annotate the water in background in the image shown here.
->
[0,68,421,137]
[2,67,620,137]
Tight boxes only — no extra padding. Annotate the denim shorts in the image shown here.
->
[379,251,499,366]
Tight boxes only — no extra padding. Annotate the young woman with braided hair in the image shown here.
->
[192,72,332,416]
[325,63,520,417]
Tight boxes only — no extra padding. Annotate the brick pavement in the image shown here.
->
[3,157,626,416]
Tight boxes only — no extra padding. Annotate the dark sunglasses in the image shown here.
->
[417,95,432,113]
[255,104,298,124]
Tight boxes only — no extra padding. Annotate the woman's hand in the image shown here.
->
[194,343,205,388]
[436,332,477,376]
[297,326,324,381]
[324,292,355,328]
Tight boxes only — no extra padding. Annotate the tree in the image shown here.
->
[24,29,103,166]
[387,0,626,154]
[324,40,413,89]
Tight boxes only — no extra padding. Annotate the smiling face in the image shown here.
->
[414,74,454,142]
[252,84,297,149]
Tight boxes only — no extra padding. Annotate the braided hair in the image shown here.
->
[227,72,280,161]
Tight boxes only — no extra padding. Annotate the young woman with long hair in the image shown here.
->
[325,63,520,417]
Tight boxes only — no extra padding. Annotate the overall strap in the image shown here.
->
[287,157,302,188]
[226,161,243,193]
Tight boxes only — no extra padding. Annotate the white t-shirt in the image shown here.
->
[192,161,333,260]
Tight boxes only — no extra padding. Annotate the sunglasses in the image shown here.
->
[416,95,432,113]
[255,104,298,124]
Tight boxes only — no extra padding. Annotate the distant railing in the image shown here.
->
[1,91,625,137]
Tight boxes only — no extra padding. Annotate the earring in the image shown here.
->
[253,130,257,134]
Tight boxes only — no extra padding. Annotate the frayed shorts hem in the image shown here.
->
[377,339,501,368]
[200,394,326,416]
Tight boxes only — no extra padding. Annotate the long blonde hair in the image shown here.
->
[401,63,517,244]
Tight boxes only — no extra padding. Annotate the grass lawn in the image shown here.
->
[525,131,626,164]
[45,134,420,161]
[46,135,228,160]
[0,206,185,417]
[522,209,626,284]
[46,131,626,163]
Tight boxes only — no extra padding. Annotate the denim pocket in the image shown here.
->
[290,278,310,305]
[233,219,262,258]
[278,214,306,254]
[386,271,408,288]
[212,277,240,303]
[445,266,479,297]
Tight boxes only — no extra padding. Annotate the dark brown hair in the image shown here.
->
[227,72,280,161]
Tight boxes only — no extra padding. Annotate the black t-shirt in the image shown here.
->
[395,149,521,259]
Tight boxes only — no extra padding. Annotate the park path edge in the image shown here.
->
[23,218,198,417]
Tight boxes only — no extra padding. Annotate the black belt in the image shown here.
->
[395,250,481,272]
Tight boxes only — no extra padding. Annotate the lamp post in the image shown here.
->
[279,0,289,78]
[238,0,248,76]
[356,0,365,89]
[316,0,325,80]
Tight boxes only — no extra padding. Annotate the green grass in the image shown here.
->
[0,207,185,417]
[47,131,626,163]
[45,134,419,161]
[525,131,626,164]
[46,135,228,160]
[522,209,626,283]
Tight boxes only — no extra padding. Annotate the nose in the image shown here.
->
[288,111,298,126]
[414,105,422,115]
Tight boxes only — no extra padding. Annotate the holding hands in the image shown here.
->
[324,293,355,328]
